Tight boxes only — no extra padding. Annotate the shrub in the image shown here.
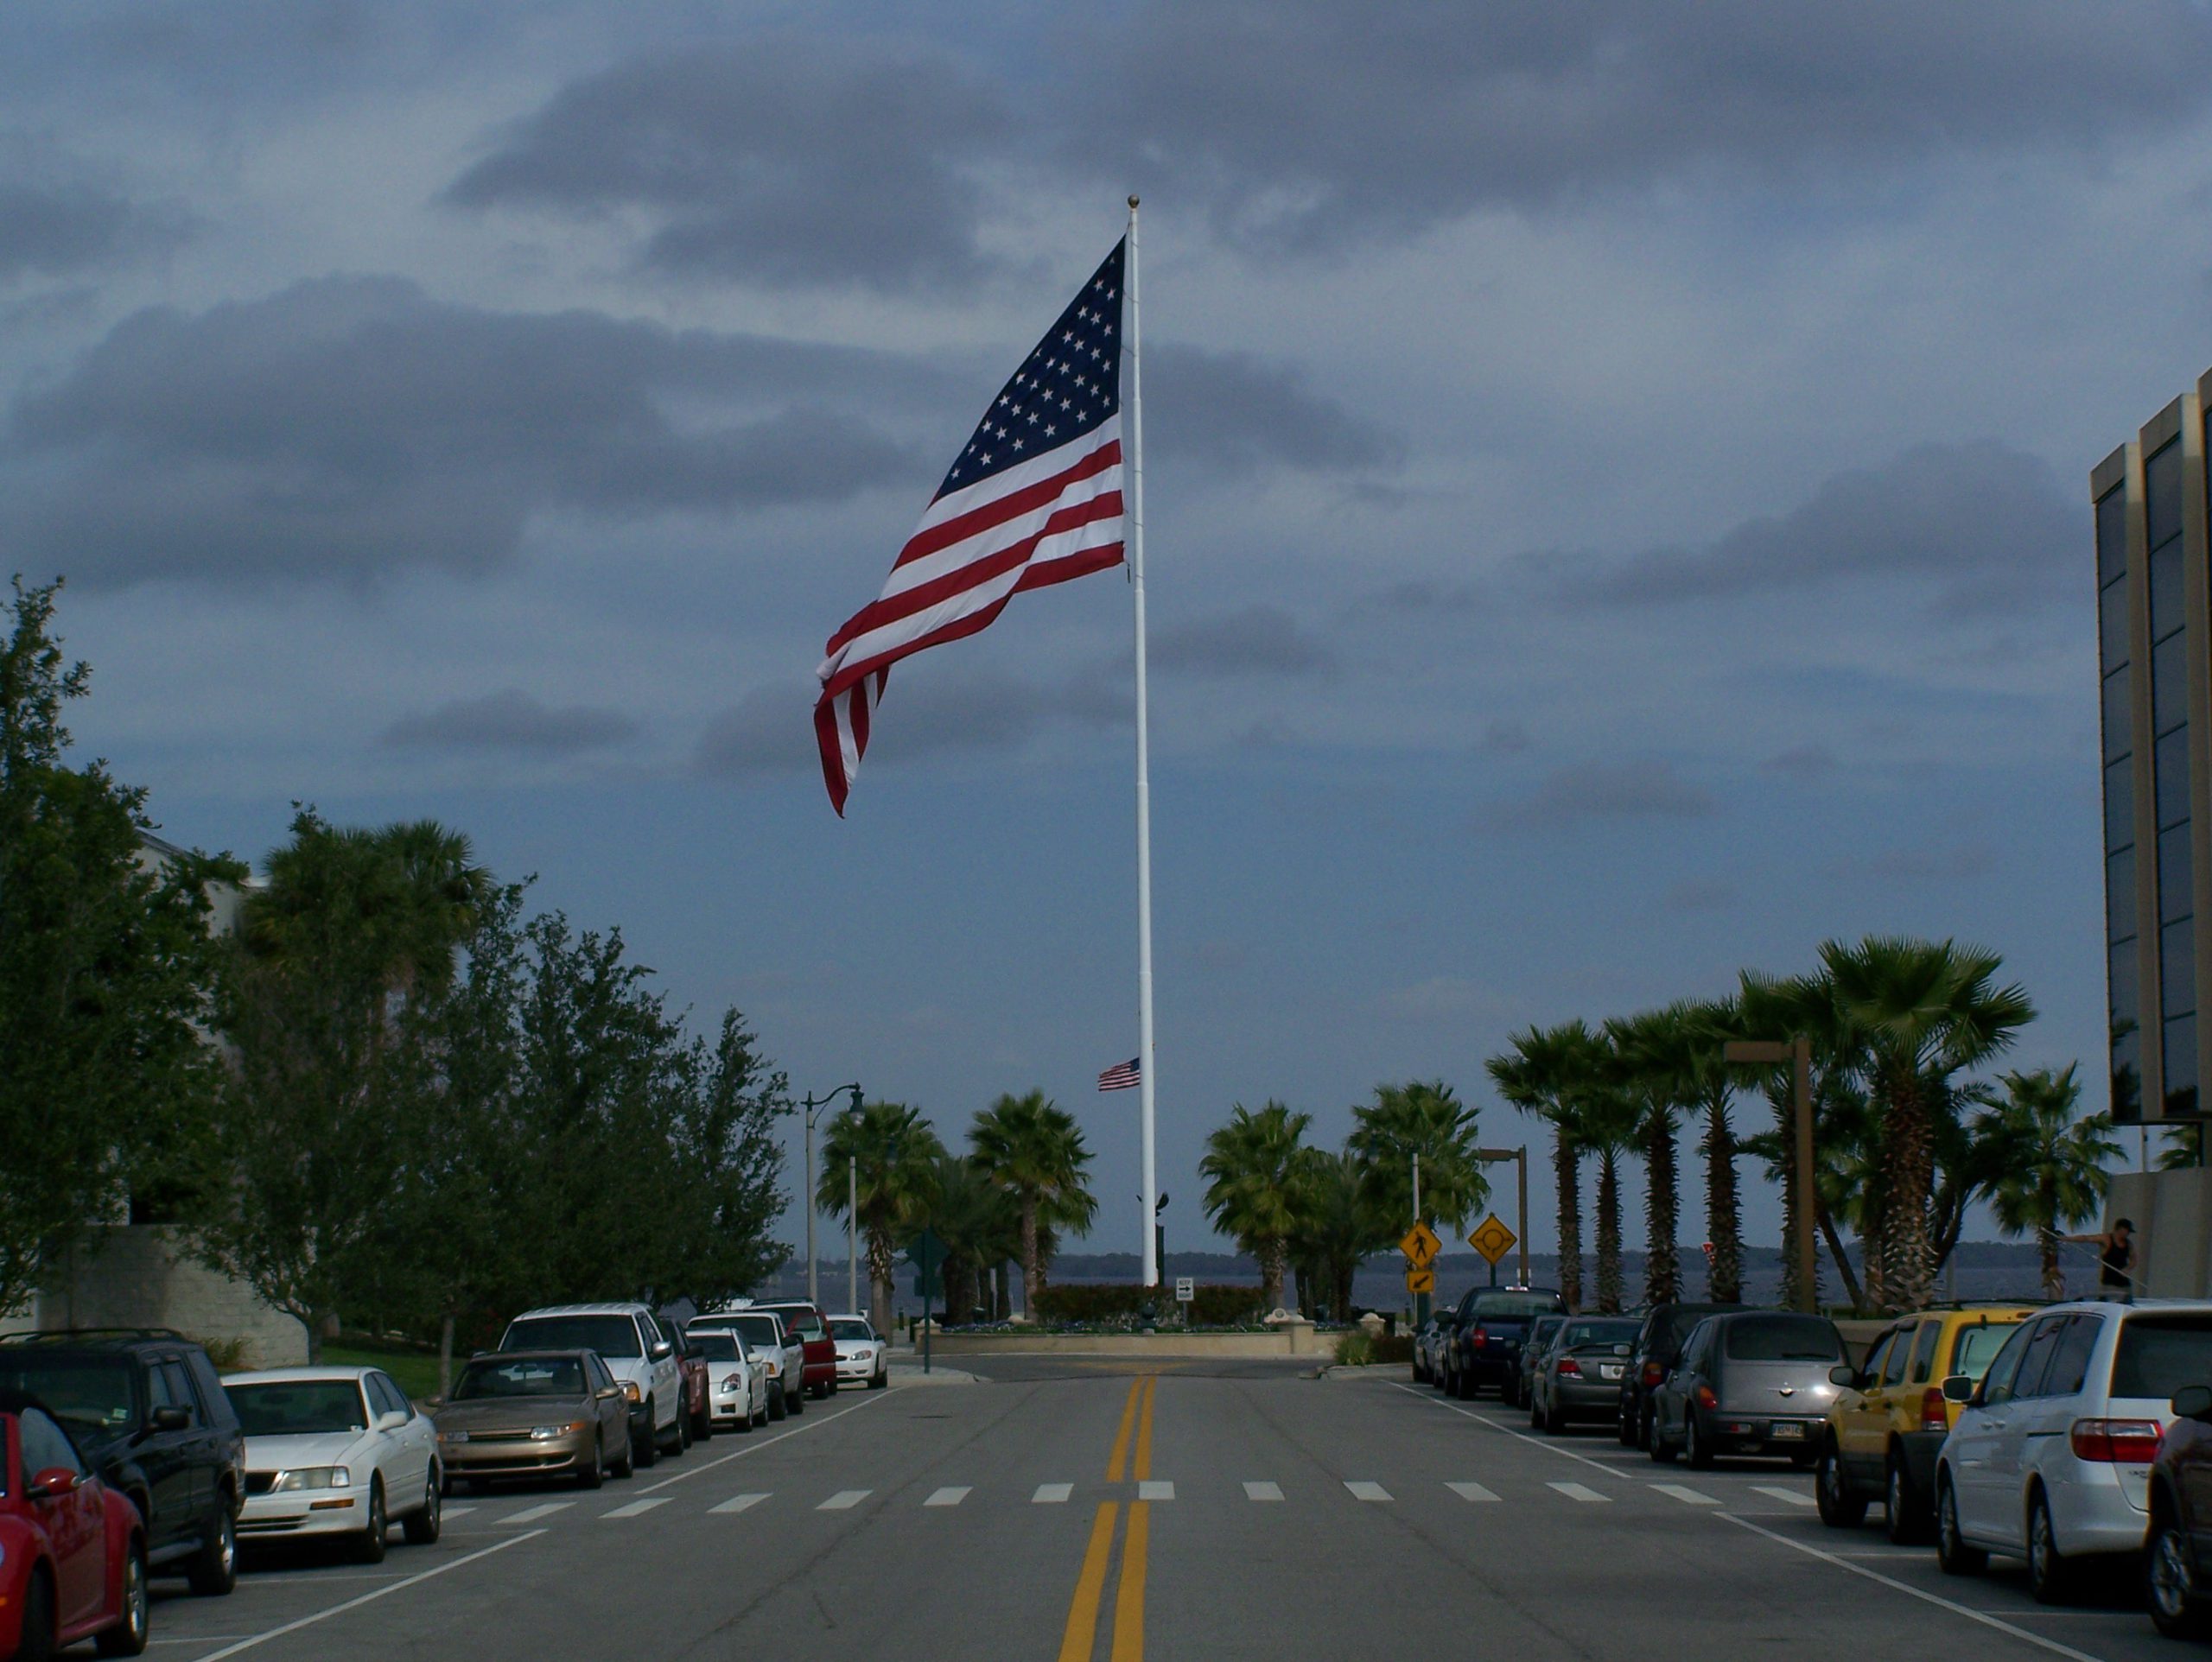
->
[1335,1330,1376,1366]
[1031,1283,1266,1327]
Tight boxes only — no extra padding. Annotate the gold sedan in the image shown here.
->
[434,1350,632,1492]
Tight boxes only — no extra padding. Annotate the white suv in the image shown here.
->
[499,1304,684,1467]
[1936,1299,2212,1602]
[829,1316,889,1390]
[691,1312,798,1421]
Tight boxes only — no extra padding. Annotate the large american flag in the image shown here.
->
[814,240,1128,814]
[1098,1056,1140,1092]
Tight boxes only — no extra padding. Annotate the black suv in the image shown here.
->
[1617,1303,1746,1451]
[0,1329,245,1595]
[1445,1288,1566,1399]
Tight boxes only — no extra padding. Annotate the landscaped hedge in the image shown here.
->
[1032,1283,1266,1327]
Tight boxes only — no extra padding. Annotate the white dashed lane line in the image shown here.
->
[818,1489,871,1511]
[1447,1481,1500,1502]
[924,1487,971,1507]
[1650,1484,1719,1506]
[710,1493,770,1513]
[1548,1481,1611,1504]
[1033,1483,1073,1504]
[1751,1485,1817,1508]
[1344,1481,1392,1502]
[1244,1481,1284,1501]
[499,1502,571,1526]
[1137,1481,1173,1500]
[601,1498,669,1519]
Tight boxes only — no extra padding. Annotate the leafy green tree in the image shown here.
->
[818,1101,944,1332]
[1970,1065,2120,1299]
[1488,1021,1603,1310]
[1289,1146,1387,1320]
[969,1090,1098,1312]
[0,578,239,1316]
[1348,1081,1489,1250]
[1199,1101,1312,1312]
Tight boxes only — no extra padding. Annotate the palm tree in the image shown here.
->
[969,1090,1098,1313]
[1347,1080,1488,1242]
[1289,1146,1384,1319]
[1488,1020,1603,1311]
[924,1153,1020,1323]
[817,1101,944,1332]
[1821,936,2034,1310]
[1606,1010,1690,1308]
[1970,1065,2120,1299]
[1199,1101,1313,1311]
[1573,1079,1642,1315]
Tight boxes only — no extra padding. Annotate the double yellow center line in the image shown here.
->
[1058,1374,1157,1662]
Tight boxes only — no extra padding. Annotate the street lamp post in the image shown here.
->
[848,1156,858,1317]
[1475,1147,1529,1288]
[1725,1037,1815,1313]
[801,1082,863,1311]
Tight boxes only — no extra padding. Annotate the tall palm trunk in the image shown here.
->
[1701,1094,1740,1303]
[1019,1196,1043,1314]
[1595,1153,1624,1313]
[1334,1261,1355,1322]
[2037,1180,2064,1299]
[995,1264,1012,1323]
[866,1225,897,1334]
[1643,1113,1680,1306]
[1258,1240,1285,1312]
[1554,1134,1583,1312]
[1880,1069,1936,1310]
[1815,1202,1863,1312]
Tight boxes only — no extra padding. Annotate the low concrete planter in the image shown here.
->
[925,1324,1331,1359]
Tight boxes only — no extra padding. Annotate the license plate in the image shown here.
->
[1770,1421,1807,1440]
[1600,1365,1623,1380]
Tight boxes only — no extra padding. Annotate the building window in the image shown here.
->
[2098,480,2140,1123]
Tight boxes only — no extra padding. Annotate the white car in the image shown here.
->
[692,1313,798,1421]
[1936,1298,2212,1602]
[687,1327,768,1432]
[829,1316,890,1390]
[500,1304,685,1466]
[225,1367,442,1562]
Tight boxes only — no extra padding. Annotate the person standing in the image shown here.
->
[2060,1218,2137,1292]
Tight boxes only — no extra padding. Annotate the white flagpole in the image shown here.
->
[1126,194,1159,1291]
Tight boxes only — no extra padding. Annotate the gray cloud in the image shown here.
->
[1147,346,1400,478]
[1557,441,2082,617]
[0,276,918,585]
[445,40,1011,290]
[380,689,639,754]
[1487,758,1714,828]
[0,181,188,282]
[1150,606,1335,677]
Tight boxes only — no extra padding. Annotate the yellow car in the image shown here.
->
[1815,1304,2042,1543]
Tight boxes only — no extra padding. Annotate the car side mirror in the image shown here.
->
[598,1386,620,1401]
[425,1396,445,1410]
[649,1341,673,1361]
[30,1467,79,1500]
[2174,1384,2212,1422]
[149,1405,190,1433]
[1941,1373,1975,1405]
[376,1409,409,1431]
[1828,1364,1860,1390]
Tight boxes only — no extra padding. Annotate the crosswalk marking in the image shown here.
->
[1752,1486,1816,1509]
[1244,1481,1283,1502]
[500,1502,573,1525]
[709,1494,769,1514]
[819,1489,871,1511]
[1137,1481,1173,1501]
[1446,1481,1500,1503]
[1344,1481,1392,1502]
[1650,1484,1719,1507]
[1548,1481,1611,1504]
[441,1506,476,1519]
[1033,1483,1073,1504]
[601,1498,669,1519]
[924,1487,971,1507]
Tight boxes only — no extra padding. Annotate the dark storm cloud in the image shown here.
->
[1081,0,2212,248]
[1149,606,1334,676]
[1147,346,1400,477]
[0,181,189,282]
[380,689,639,754]
[1486,758,1715,828]
[0,276,921,585]
[444,39,1011,290]
[1559,441,2082,617]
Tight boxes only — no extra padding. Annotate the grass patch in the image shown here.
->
[322,1342,442,1403]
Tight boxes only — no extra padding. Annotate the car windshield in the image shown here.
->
[1560,1320,1639,1350]
[705,1317,782,1348]
[2111,1316,2212,1399]
[1468,1294,1559,1319]
[1951,1323,2021,1380]
[830,1320,873,1342]
[690,1334,741,1362]
[765,1308,825,1341]
[503,1316,641,1359]
[1724,1316,1843,1362]
[0,1356,136,1435]
[229,1380,369,1436]
[452,1358,586,1400]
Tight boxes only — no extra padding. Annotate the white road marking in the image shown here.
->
[1033,1483,1073,1504]
[637,1389,894,1493]
[439,1506,476,1519]
[819,1489,871,1510]
[1720,1514,2107,1662]
[601,1498,669,1519]
[710,1493,770,1514]
[1244,1481,1284,1501]
[499,1502,572,1526]
[1548,1481,1611,1503]
[1447,1481,1500,1502]
[1651,1483,1719,1506]
[192,1530,544,1659]
[1389,1382,1626,1479]
[924,1487,971,1507]
[1344,1481,1392,1502]
[1751,1485,1817,1508]
[1137,1481,1173,1500]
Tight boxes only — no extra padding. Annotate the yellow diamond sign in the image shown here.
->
[1404,1266,1434,1296]
[1468,1215,1516,1266]
[1399,1221,1441,1268]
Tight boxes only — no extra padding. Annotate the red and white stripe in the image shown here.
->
[814,416,1124,814]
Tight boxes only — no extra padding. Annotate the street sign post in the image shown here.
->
[1174,1275,1193,1321]
[1404,1266,1434,1296]
[1399,1221,1441,1268]
[906,1227,947,1374]
[1468,1215,1516,1287]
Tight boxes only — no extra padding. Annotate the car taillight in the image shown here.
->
[1694,1384,1718,1410]
[1920,1387,1950,1433]
[2069,1418,2163,1462]
[1471,1328,1489,1350]
[1642,1361,1663,1387]
[1557,1358,1582,1378]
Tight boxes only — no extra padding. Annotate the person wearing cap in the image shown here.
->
[2060,1218,2137,1290]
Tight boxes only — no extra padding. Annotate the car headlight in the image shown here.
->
[440,1430,469,1444]
[620,1380,641,1403]
[765,1359,779,1377]
[720,1378,742,1393]
[531,1423,586,1440]
[271,1467,351,1492]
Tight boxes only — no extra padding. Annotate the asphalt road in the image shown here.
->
[136,1360,2181,1660]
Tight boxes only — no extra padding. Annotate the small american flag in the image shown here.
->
[1098,1056,1141,1092]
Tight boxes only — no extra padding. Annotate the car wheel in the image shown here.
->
[188,1503,238,1596]
[787,1382,806,1416]
[1546,1403,1571,1437]
[1684,1414,1713,1470]
[355,1478,388,1565]
[1529,1395,1545,1431]
[673,1407,691,1453]
[577,1434,604,1490]
[1639,1405,1657,1453]
[869,1366,887,1391]
[769,1384,787,1421]
[1649,1415,1679,1464]
[695,1399,713,1442]
[2026,1489,2073,1605]
[17,1566,55,1662]
[633,1404,658,1468]
[93,1537,149,1658]
[1936,1475,1986,1576]
[1815,1443,1867,1529]
[1618,1404,1638,1447]
[2149,1516,2212,1640]
[1885,1456,1929,1545]
[610,1424,634,1480]
[404,1469,444,1542]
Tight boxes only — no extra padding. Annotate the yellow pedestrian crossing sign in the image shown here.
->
[1399,1221,1441,1268]
[1469,1215,1516,1266]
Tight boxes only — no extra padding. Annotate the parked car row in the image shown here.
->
[0,1304,891,1660]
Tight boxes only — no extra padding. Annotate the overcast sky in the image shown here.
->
[8,1,2205,1268]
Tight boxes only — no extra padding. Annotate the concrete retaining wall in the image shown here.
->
[26,1226,308,1367]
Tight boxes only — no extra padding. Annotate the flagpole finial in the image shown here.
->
[1128,194,1140,209]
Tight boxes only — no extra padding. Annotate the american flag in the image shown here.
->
[814,238,1128,814]
[1098,1056,1140,1092]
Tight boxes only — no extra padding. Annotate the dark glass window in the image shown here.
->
[2106,669,2134,763]
[2162,825,2194,924]
[2100,488,2130,590]
[2153,536,2186,640]
[2168,1012,2199,1116]
[2102,577,2132,671]
[2158,728,2192,828]
[2163,917,2196,1018]
[2044,1316,2102,1399]
[2107,756,2138,850]
[2111,845,2139,934]
[2151,440,2184,549]
[2008,1316,2069,1400]
[2157,631,2191,734]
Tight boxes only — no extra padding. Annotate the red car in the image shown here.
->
[657,1318,712,1446]
[1,1394,149,1659]
[753,1304,838,1400]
